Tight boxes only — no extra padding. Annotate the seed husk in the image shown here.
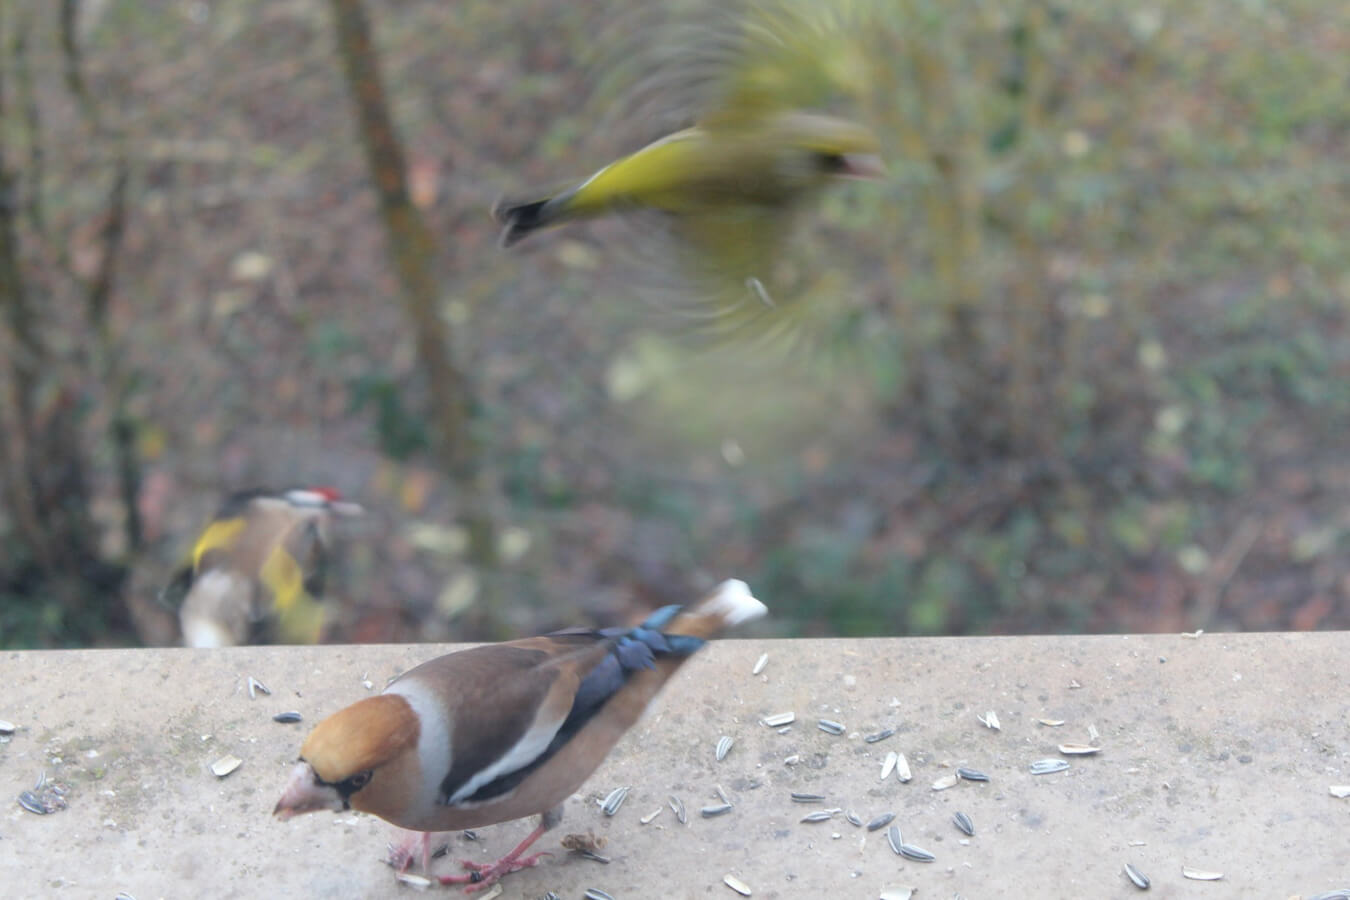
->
[246,676,270,699]
[1030,759,1070,775]
[866,812,895,832]
[476,885,504,900]
[1329,785,1350,798]
[1036,718,1065,727]
[715,784,731,805]
[791,792,825,802]
[716,736,734,761]
[978,710,1001,731]
[761,712,794,728]
[799,810,835,823]
[886,824,904,855]
[899,843,935,862]
[584,891,616,900]
[931,773,959,791]
[817,719,845,735]
[880,751,898,781]
[1181,867,1223,881]
[601,785,629,816]
[953,811,975,836]
[845,810,863,827]
[1123,862,1150,889]
[723,874,752,896]
[18,790,48,815]
[272,711,303,724]
[1087,723,1100,742]
[957,767,989,782]
[879,890,915,900]
[1058,743,1100,755]
[209,754,242,777]
[751,653,769,676]
[701,803,734,818]
[1307,892,1350,900]
[640,807,663,825]
[895,753,912,783]
[461,830,478,842]
[669,795,687,824]
[0,719,15,734]
[864,728,895,743]
[395,872,432,889]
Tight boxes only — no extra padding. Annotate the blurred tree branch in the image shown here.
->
[328,0,475,479]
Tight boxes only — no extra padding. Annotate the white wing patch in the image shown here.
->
[443,702,567,806]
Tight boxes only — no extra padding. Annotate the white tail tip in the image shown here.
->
[704,579,767,627]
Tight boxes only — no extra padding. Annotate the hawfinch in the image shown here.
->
[274,579,766,891]
[162,487,361,647]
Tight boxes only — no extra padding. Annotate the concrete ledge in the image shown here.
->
[3,634,1348,898]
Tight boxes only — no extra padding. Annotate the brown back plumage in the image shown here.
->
[300,694,419,783]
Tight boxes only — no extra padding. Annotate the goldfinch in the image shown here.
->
[162,487,361,648]
[274,579,767,891]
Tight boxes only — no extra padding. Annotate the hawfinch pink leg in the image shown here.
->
[437,808,560,892]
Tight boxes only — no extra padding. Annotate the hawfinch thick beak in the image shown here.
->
[273,762,342,820]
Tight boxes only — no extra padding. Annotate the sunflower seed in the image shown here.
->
[800,810,835,823]
[1182,867,1223,881]
[978,710,1001,731]
[845,810,863,826]
[879,890,915,900]
[1123,862,1150,889]
[461,830,478,841]
[18,791,48,815]
[601,786,629,816]
[715,784,731,805]
[640,807,663,825]
[953,811,975,836]
[1037,718,1065,727]
[1329,785,1350,798]
[723,874,752,896]
[931,773,959,791]
[866,812,895,832]
[272,711,303,724]
[899,843,935,862]
[395,872,432,889]
[209,754,242,777]
[0,719,14,734]
[577,850,610,864]
[886,824,904,854]
[817,719,845,735]
[1058,743,1100,755]
[880,751,898,781]
[957,767,989,782]
[762,712,795,728]
[864,728,895,744]
[669,795,687,824]
[247,676,270,699]
[701,803,734,818]
[716,736,734,761]
[752,653,769,676]
[584,890,615,900]
[1030,759,1070,775]
[791,792,825,802]
[895,753,912,782]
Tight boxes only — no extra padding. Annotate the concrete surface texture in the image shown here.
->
[1,633,1348,899]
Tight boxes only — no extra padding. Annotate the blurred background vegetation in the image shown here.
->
[2,0,1348,649]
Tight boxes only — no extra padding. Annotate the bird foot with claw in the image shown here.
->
[438,851,554,892]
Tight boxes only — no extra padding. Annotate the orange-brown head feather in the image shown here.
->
[299,694,419,783]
